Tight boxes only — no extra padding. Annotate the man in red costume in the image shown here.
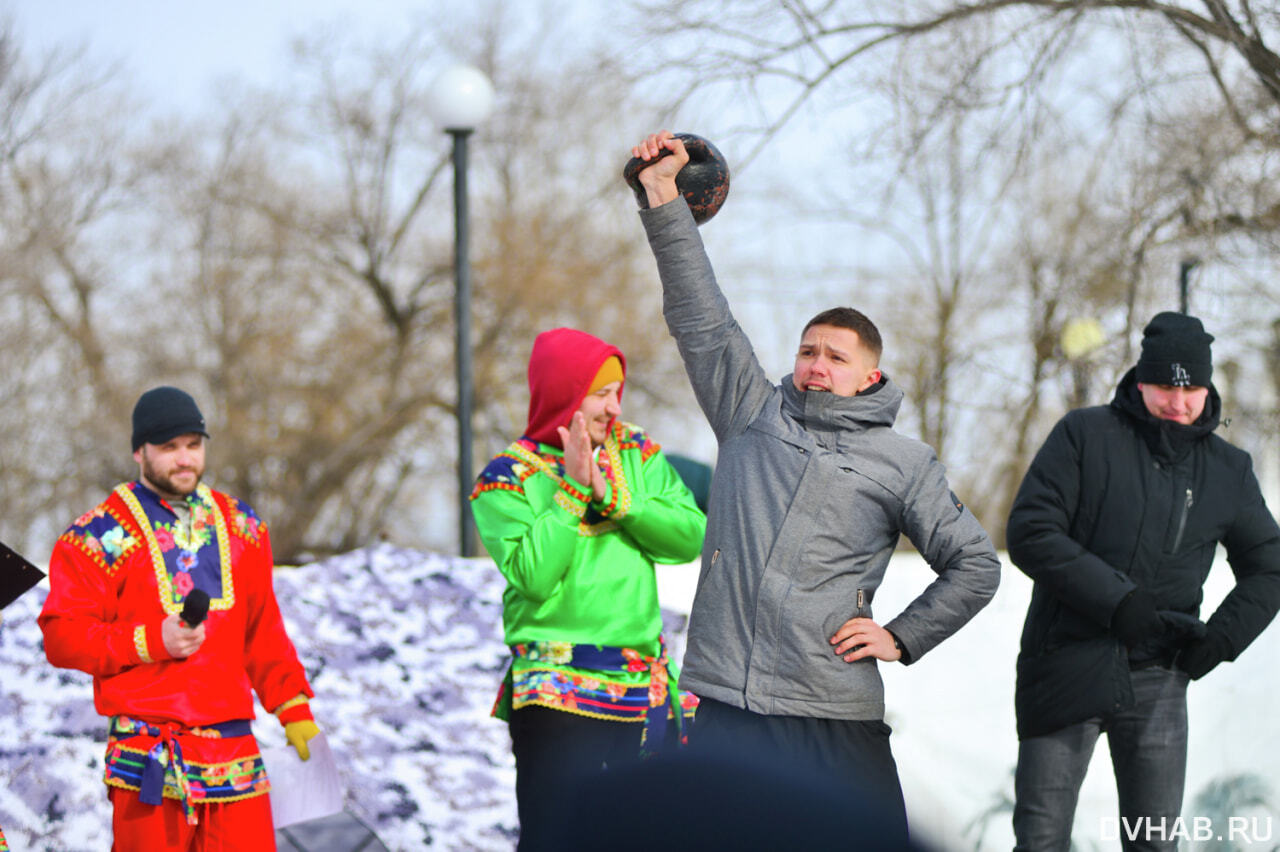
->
[40,386,320,851]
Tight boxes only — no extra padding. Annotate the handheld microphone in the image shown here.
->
[180,589,210,628]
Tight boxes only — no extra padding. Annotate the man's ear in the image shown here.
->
[860,369,883,392]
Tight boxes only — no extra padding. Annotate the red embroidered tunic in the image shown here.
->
[39,480,312,803]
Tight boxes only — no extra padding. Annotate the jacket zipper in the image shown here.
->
[1171,488,1192,552]
[856,587,868,618]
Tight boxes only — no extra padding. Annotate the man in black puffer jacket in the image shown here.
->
[1007,311,1280,851]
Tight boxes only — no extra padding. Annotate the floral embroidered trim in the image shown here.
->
[133,625,153,664]
[510,668,649,721]
[470,480,523,499]
[105,717,266,822]
[104,744,270,804]
[58,505,140,577]
[506,433,633,526]
[553,490,587,519]
[112,715,231,739]
[596,421,633,520]
[506,443,593,523]
[115,483,235,616]
[272,695,309,716]
[227,499,263,545]
[506,443,584,500]
[499,639,697,756]
[471,451,535,500]
[617,423,662,461]
[160,512,212,554]
[562,478,591,503]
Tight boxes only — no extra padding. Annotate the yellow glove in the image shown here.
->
[285,720,321,761]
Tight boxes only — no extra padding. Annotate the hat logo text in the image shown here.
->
[1170,363,1190,387]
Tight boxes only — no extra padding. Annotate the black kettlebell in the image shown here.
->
[623,133,730,225]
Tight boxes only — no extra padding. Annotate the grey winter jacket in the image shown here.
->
[641,198,1000,720]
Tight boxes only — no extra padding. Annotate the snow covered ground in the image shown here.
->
[2,545,1278,850]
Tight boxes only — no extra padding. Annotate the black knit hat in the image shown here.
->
[131,386,209,451]
[1135,312,1213,388]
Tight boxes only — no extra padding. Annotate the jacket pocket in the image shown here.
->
[1015,638,1133,739]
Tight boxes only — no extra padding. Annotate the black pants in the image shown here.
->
[526,698,918,852]
[691,696,911,846]
[508,706,642,852]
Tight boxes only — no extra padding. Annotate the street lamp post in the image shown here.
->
[1180,257,1200,314]
[428,64,494,558]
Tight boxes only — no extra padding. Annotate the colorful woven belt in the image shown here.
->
[106,716,257,826]
[494,638,696,757]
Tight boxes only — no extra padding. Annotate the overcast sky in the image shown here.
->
[0,0,886,380]
[5,0,433,112]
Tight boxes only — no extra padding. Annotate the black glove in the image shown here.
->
[1110,589,1164,646]
[1176,629,1232,680]
[1159,611,1207,643]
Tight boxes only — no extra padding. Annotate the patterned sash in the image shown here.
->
[494,639,697,757]
[105,716,266,825]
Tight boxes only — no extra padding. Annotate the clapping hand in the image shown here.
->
[557,412,606,502]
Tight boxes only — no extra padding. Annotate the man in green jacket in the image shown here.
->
[470,327,706,851]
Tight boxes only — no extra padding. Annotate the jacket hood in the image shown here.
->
[525,328,626,449]
[780,372,902,436]
[1111,367,1220,462]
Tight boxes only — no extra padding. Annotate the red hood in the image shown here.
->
[525,328,626,448]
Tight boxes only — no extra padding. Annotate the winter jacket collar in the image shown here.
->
[780,374,902,450]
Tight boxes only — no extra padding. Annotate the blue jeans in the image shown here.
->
[1013,665,1190,852]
